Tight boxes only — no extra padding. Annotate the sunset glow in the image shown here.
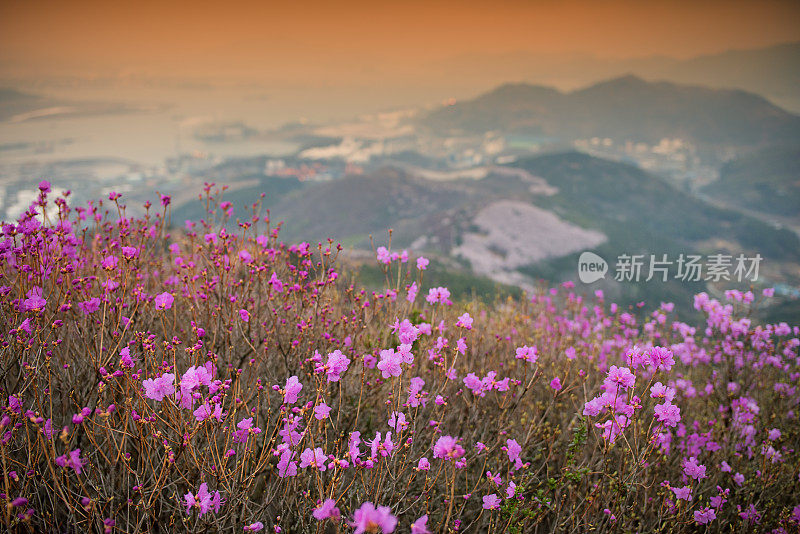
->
[2,0,798,82]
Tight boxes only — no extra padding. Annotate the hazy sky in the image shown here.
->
[2,0,799,83]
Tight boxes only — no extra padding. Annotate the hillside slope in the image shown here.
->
[700,144,800,218]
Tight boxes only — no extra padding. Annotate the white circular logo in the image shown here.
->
[578,252,607,283]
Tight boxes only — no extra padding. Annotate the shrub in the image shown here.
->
[0,182,798,532]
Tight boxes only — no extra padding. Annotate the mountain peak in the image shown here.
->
[481,82,562,100]
[604,74,647,85]
[576,74,654,94]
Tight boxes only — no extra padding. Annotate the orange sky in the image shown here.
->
[1,0,799,81]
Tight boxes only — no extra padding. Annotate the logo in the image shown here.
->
[578,251,608,284]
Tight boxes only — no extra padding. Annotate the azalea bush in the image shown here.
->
[1,181,799,533]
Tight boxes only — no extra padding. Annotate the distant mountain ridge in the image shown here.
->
[646,42,800,112]
[421,75,800,147]
[424,42,800,113]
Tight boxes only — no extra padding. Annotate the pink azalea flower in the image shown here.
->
[376,247,391,265]
[515,345,538,364]
[23,289,47,312]
[407,377,427,407]
[318,350,351,382]
[738,504,761,523]
[425,287,450,305]
[6,395,21,414]
[180,365,212,391]
[654,401,681,427]
[392,319,420,343]
[397,344,414,365]
[142,373,176,402]
[193,402,223,422]
[348,431,362,461]
[411,515,430,534]
[119,347,136,368]
[406,282,418,303]
[234,417,262,443]
[369,431,395,458]
[482,494,501,510]
[277,448,297,478]
[312,499,341,521]
[647,346,675,371]
[314,403,332,420]
[300,447,327,471]
[55,448,85,475]
[350,502,397,534]
[683,457,707,480]
[506,481,517,498]
[184,482,222,517]
[101,255,118,270]
[269,272,284,292]
[486,471,502,485]
[463,373,486,396]
[377,349,403,378]
[433,436,465,461]
[606,365,636,390]
[672,485,692,501]
[18,318,31,335]
[650,382,676,402]
[456,313,473,329]
[694,507,716,525]
[78,297,101,315]
[154,292,174,311]
[388,412,407,431]
[121,246,139,259]
[283,376,303,404]
[506,439,522,468]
